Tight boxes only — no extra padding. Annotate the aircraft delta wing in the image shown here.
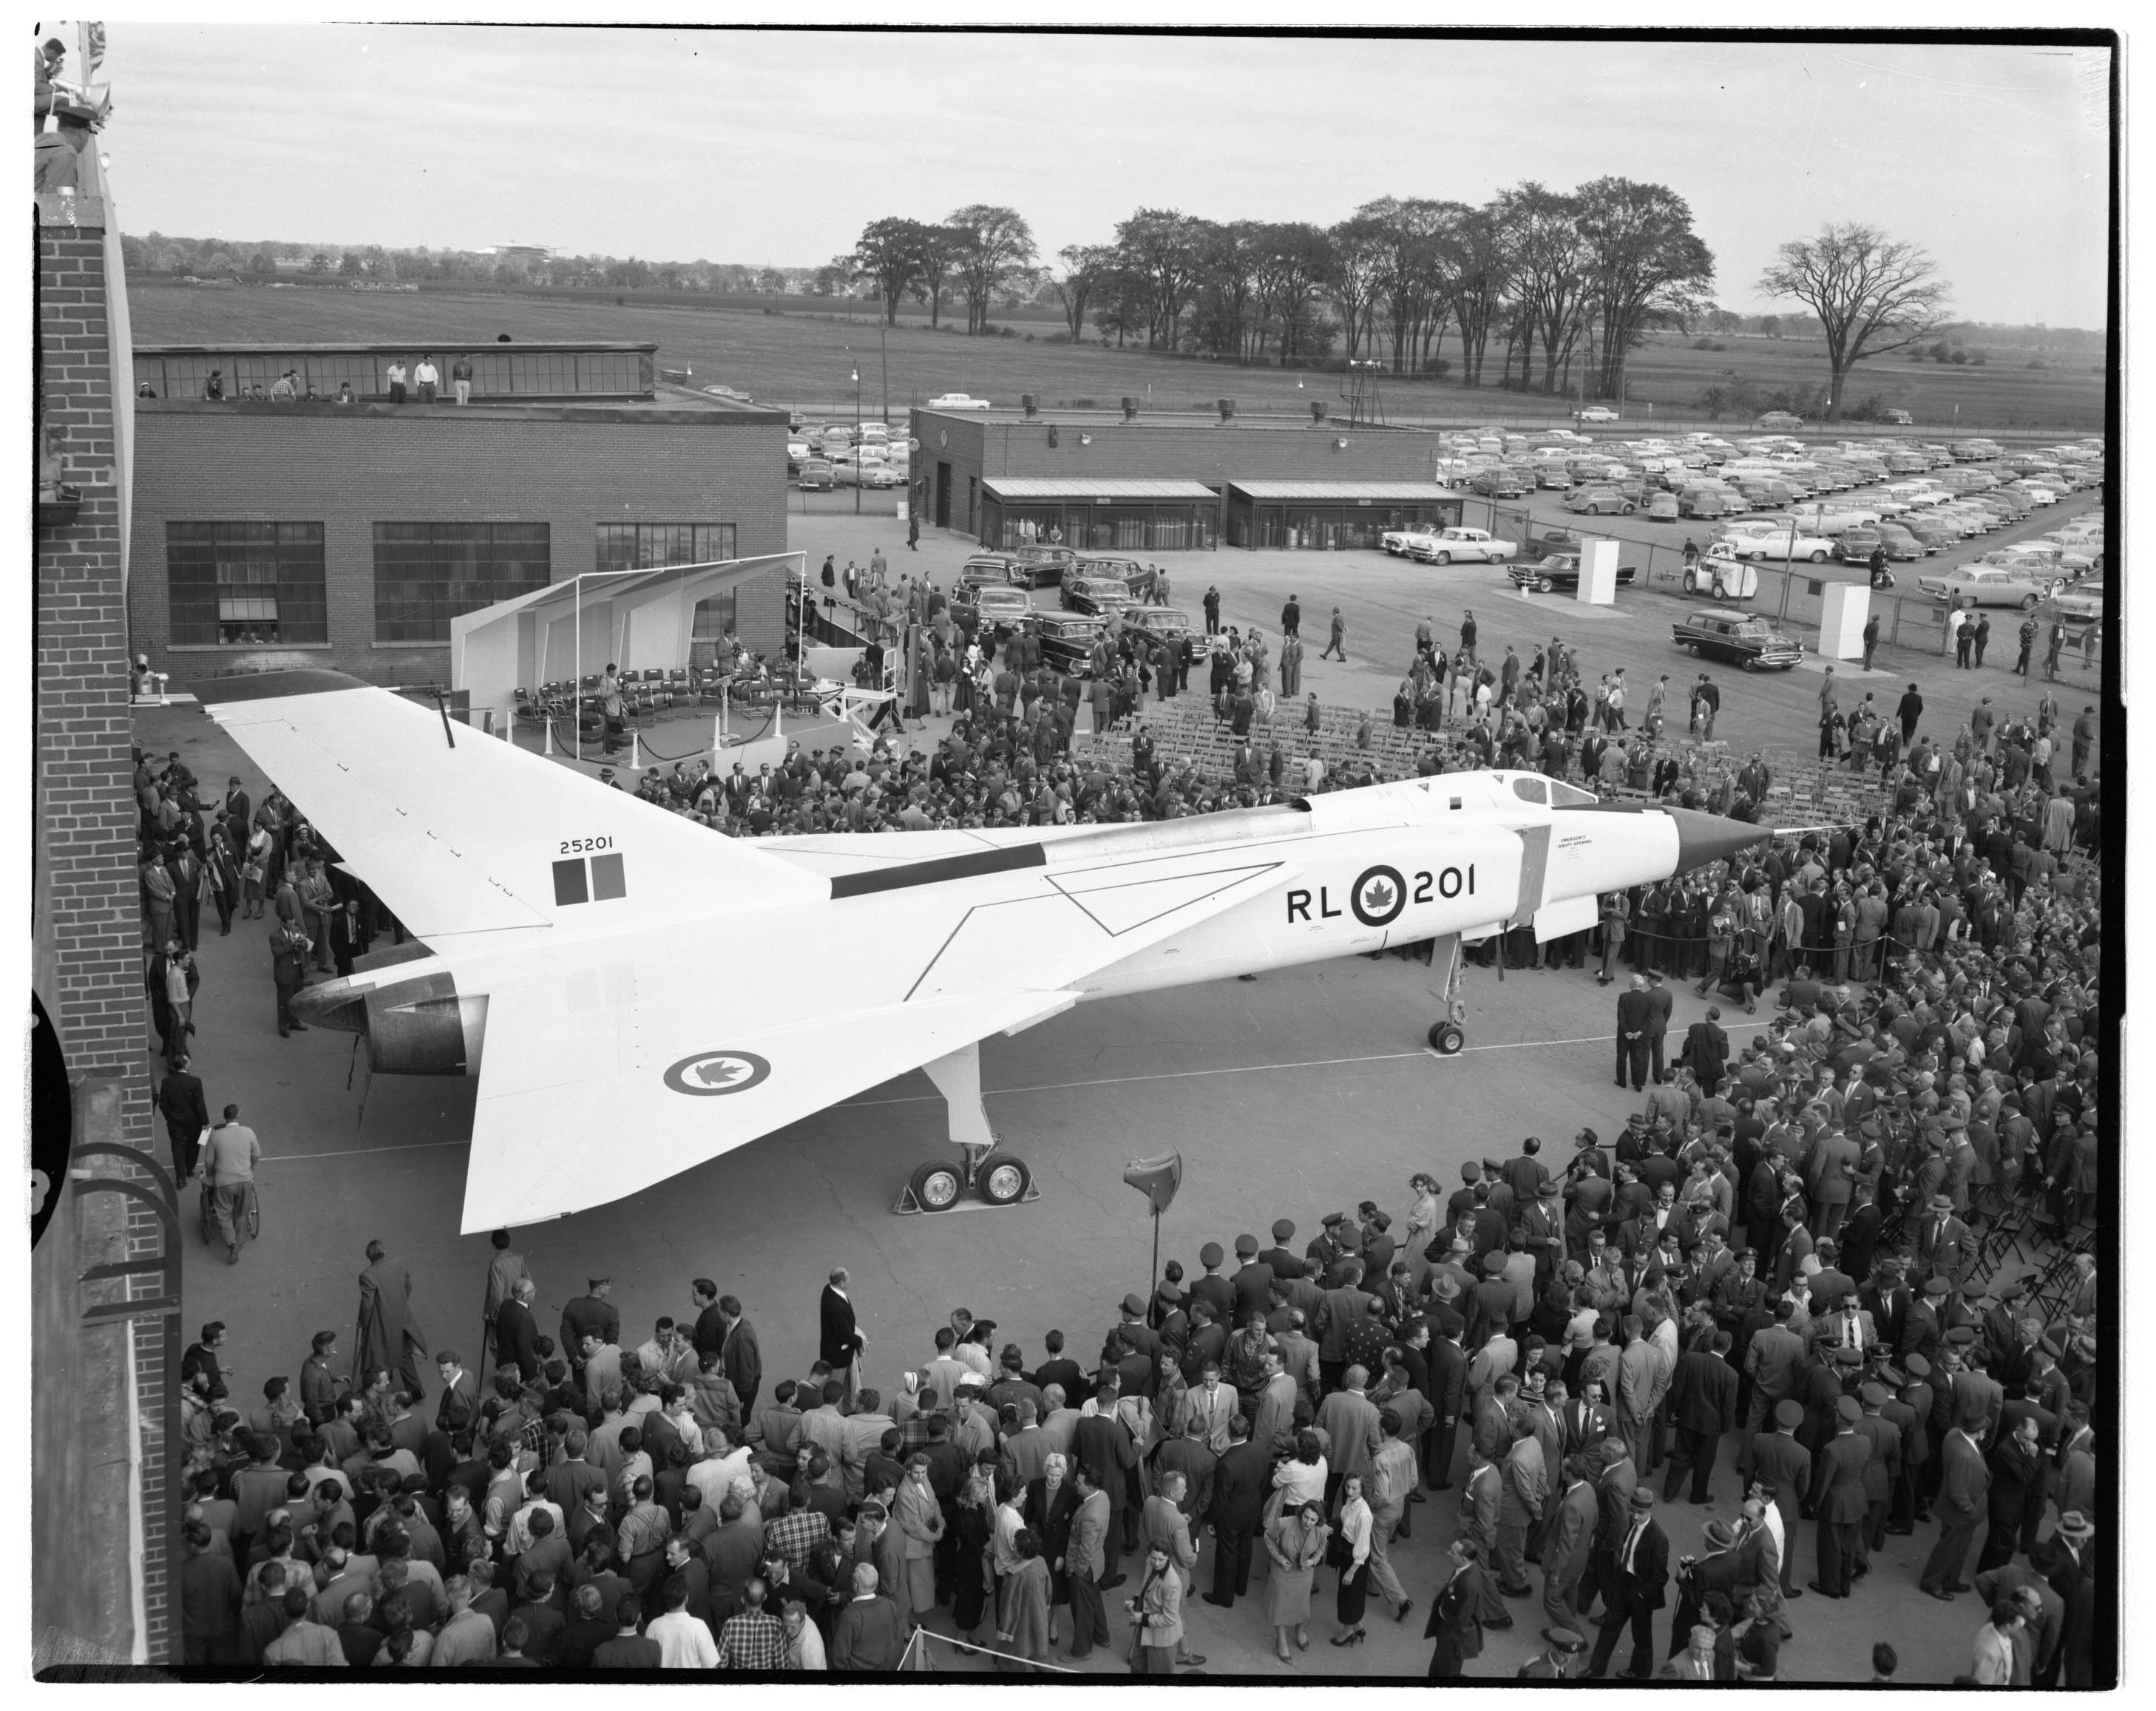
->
[197,672,1298,1229]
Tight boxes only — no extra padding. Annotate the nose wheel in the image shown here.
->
[1426,929,1468,1056]
[1428,1020,1465,1054]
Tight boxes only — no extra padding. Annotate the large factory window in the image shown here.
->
[593,522,736,574]
[373,521,551,643]
[166,522,328,646]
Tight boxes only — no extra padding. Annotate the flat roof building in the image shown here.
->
[909,404,1462,552]
[127,342,792,688]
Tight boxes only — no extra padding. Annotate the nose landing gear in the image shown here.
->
[1426,932,1468,1055]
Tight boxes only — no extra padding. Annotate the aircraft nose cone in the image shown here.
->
[1665,807,1772,874]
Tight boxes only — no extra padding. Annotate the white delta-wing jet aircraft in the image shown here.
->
[200,670,1771,1233]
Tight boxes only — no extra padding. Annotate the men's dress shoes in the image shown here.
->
[1927,1588,1956,1602]
[1202,1596,1234,1608]
[1098,1576,1126,1591]
[1484,1616,1513,1630]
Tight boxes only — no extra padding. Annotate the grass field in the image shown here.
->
[129,279,2109,433]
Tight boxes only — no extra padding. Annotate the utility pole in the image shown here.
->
[852,367,861,516]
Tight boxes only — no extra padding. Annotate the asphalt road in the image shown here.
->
[145,663,2021,1679]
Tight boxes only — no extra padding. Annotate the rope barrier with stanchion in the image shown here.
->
[898,1627,1079,1673]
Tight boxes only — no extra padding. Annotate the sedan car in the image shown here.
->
[1913,566,2064,609]
[1408,526,1519,566]
[1061,575,1133,617]
[1672,609,1804,670]
[796,459,835,491]
[1507,555,1638,594]
[1074,554,1158,600]
[1380,525,1440,558]
[1564,486,1638,516]
[1468,469,1531,499]
[1644,492,1681,522]
[1034,614,1109,676]
[1535,465,1574,489]
[1754,411,1806,432]
[1575,405,1621,422]
[970,585,1036,628]
[1723,529,1837,563]
[1010,545,1077,587]
[957,554,1023,593]
[2052,578,2105,626]
[1125,606,1199,647]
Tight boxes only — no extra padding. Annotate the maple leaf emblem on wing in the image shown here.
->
[1362,878,1395,913]
[692,1057,750,1088]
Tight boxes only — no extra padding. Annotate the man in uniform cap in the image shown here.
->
[1260,1220,1304,1281]
[1885,1353,1931,1534]
[1807,1393,1871,1596]
[1852,1380,1900,1573]
[1740,1401,1811,1599]
[1187,1248,1233,1324]
[1519,1625,1585,1678]
[1229,1235,1273,1324]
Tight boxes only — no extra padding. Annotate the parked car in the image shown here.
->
[1726,528,1837,563]
[1644,492,1681,522]
[1754,411,1806,431]
[1535,465,1574,489]
[1125,606,1198,646]
[1671,608,1804,670]
[1468,468,1531,499]
[971,585,1036,628]
[1507,555,1638,594]
[1913,566,2064,609]
[796,459,835,491]
[1882,408,1915,425]
[1061,575,1133,617]
[1872,522,1929,560]
[1408,526,1519,566]
[1380,524,1440,558]
[1678,486,1738,519]
[1009,544,1077,587]
[2052,577,2104,626]
[1834,528,1885,565]
[927,393,991,410]
[1575,405,1621,422]
[1074,553,1158,600]
[1564,486,1638,516]
[957,553,1023,593]
[1034,613,1108,676]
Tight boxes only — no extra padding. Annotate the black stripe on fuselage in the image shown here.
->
[828,841,1048,899]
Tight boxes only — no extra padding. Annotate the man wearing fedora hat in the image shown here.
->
[1668,1514,1746,1659]
[1582,1486,1668,1679]
[1424,1312,1468,1491]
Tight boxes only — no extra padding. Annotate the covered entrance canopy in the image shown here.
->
[981,478,1220,553]
[450,552,801,733]
[1224,481,1463,550]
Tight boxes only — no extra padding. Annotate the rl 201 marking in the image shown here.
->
[1285,864,1473,924]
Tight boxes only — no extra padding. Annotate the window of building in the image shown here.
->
[373,522,550,643]
[597,523,740,649]
[594,523,736,575]
[166,523,328,646]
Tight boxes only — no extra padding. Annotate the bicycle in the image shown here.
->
[199,1178,260,1249]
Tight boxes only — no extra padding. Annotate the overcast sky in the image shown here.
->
[104,26,2112,328]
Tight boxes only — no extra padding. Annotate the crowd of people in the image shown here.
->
[149,576,2104,1678]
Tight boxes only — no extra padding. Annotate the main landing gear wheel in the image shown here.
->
[1428,1021,1465,1055]
[908,1160,963,1212]
[977,1155,1034,1206]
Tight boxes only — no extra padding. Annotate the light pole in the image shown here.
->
[878,316,889,424]
[852,365,861,517]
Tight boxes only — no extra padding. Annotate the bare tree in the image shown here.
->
[1325,215,1388,363]
[1495,182,1593,394]
[1757,222,1951,419]
[1436,204,1511,387]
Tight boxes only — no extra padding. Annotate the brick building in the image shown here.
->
[909,404,1462,552]
[35,146,179,1664]
[126,347,792,689]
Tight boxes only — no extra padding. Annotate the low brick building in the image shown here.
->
[127,345,792,688]
[909,404,1461,551]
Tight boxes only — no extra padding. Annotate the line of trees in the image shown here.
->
[841,180,1719,402]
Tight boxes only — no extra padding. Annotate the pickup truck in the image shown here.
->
[1507,555,1638,594]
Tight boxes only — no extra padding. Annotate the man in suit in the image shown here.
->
[1073,1382,1138,1579]
[1317,1364,1382,1507]
[1616,975,1653,1092]
[1202,1414,1267,1607]
[1641,973,1675,1083]
[1615,1316,1660,1472]
[818,1269,864,1407]
[1739,1401,1811,1599]
[1063,1463,1113,1658]
[1314,1261,1372,1395]
[1742,1300,1806,1432]
[353,1239,428,1400]
[1457,1443,1512,1628]
[1497,1415,1547,1596]
[1919,1406,1993,1599]
[1258,1218,1304,1282]
[1425,1536,1491,1678]
[157,1054,212,1188]
[1664,1329,1738,1504]
[492,1279,543,1383]
[1583,1488,1668,1679]
[1579,1437,1635,1624]
[1913,1192,1976,1287]
[1803,1125,1860,1239]
[1681,1007,1727,1089]
[1539,1454,1599,1639]
[1806,1395,1871,1596]
[478,1230,529,1376]
[1425,1321,1469,1490]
